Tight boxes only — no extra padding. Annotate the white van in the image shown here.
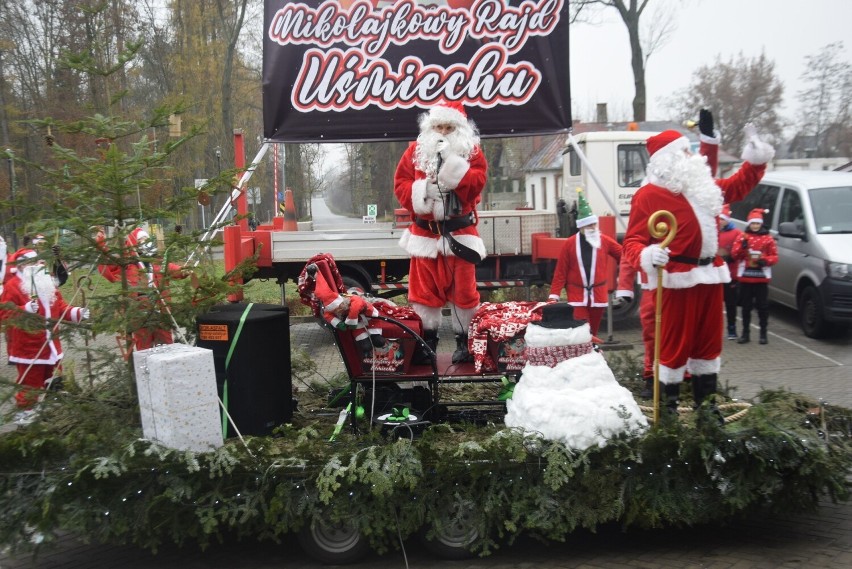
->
[728,170,852,338]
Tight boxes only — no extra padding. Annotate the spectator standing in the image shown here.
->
[731,208,778,344]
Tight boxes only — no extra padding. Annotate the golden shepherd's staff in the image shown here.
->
[647,210,677,425]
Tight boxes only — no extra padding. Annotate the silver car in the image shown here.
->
[728,170,852,338]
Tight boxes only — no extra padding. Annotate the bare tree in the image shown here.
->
[797,42,852,158]
[571,0,678,121]
[663,51,785,157]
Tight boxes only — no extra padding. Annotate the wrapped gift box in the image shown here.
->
[132,344,223,452]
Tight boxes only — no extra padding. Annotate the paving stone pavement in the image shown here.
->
[2,305,850,568]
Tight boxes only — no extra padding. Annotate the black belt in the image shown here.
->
[414,213,475,235]
[670,254,715,266]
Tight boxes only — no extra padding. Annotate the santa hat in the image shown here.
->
[313,268,345,313]
[747,208,768,225]
[126,227,157,256]
[11,248,38,265]
[646,129,690,158]
[720,204,732,221]
[574,188,598,229]
[419,100,468,131]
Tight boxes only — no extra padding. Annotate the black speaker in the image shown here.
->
[196,303,291,437]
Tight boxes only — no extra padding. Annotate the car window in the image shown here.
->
[778,188,804,232]
[809,186,852,234]
[730,183,779,222]
[617,144,648,187]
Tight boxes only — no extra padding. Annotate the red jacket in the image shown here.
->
[550,233,622,307]
[0,274,86,365]
[717,224,744,281]
[731,229,778,283]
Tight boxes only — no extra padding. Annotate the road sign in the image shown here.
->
[367,204,377,217]
[362,216,376,224]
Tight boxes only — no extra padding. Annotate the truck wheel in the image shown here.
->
[799,285,831,339]
[420,497,479,559]
[297,518,370,565]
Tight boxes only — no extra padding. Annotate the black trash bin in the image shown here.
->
[196,303,292,437]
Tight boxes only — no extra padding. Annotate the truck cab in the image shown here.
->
[561,131,651,234]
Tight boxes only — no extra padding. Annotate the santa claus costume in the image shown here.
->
[0,251,89,408]
[731,208,778,344]
[622,126,774,411]
[504,303,648,450]
[97,227,185,350]
[393,101,487,363]
[548,189,621,336]
[310,264,386,356]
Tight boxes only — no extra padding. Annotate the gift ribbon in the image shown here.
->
[223,303,253,437]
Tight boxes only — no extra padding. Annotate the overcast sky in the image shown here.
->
[568,0,852,129]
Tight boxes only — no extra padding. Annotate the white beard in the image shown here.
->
[582,229,601,249]
[646,152,723,217]
[20,265,56,306]
[413,127,477,179]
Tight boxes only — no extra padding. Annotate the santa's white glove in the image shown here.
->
[436,138,448,159]
[80,308,91,320]
[25,299,39,314]
[647,244,670,267]
[424,179,440,200]
[741,123,775,165]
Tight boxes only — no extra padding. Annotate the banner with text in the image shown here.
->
[263,0,571,142]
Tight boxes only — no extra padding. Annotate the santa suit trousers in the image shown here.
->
[657,284,724,383]
[15,363,55,408]
[572,305,605,337]
[408,255,479,309]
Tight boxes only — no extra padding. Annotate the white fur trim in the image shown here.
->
[450,304,478,334]
[548,294,560,301]
[328,316,342,327]
[684,192,720,259]
[742,139,775,165]
[575,214,598,228]
[639,246,661,284]
[658,363,687,385]
[411,179,436,216]
[699,131,721,145]
[399,231,438,258]
[367,327,382,336]
[344,316,358,326]
[652,136,690,160]
[686,357,720,375]
[437,153,469,190]
[412,303,443,330]
[354,330,369,341]
[422,105,467,129]
[325,296,344,311]
[524,322,592,347]
[615,290,634,299]
[643,263,730,290]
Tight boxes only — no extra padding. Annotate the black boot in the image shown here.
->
[737,330,750,344]
[693,374,724,424]
[640,375,653,399]
[692,373,718,409]
[759,328,768,345]
[413,329,439,365]
[355,335,373,357]
[452,334,473,364]
[664,382,681,415]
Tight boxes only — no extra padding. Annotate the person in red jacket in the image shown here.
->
[549,189,621,337]
[393,100,487,363]
[622,123,774,413]
[97,226,186,351]
[717,204,744,340]
[0,250,89,409]
[731,208,778,344]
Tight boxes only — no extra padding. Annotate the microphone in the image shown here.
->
[436,138,446,173]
